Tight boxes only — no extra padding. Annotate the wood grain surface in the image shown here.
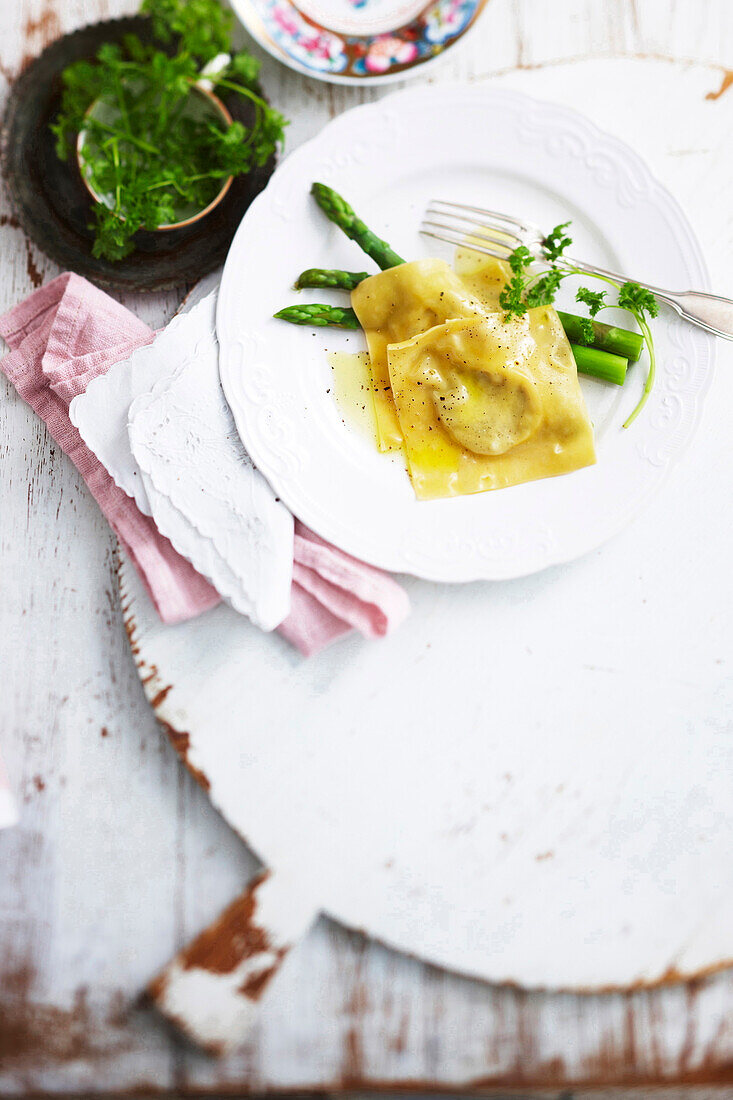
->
[1,0,732,1094]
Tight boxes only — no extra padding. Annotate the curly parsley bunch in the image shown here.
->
[52,0,287,261]
[499,223,659,427]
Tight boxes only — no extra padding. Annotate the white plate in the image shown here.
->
[218,85,714,583]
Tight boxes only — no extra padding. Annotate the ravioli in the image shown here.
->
[351,259,486,451]
[387,311,596,500]
[453,247,512,311]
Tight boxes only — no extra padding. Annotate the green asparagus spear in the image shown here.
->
[311,183,405,270]
[274,303,360,329]
[557,311,643,363]
[295,268,369,291]
[570,344,627,386]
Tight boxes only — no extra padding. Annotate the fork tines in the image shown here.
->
[420,200,531,261]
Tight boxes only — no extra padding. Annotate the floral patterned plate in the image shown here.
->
[230,0,488,83]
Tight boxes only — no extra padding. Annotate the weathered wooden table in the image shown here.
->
[2,0,733,1093]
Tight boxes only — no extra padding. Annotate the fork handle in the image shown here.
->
[570,259,733,340]
[653,290,733,339]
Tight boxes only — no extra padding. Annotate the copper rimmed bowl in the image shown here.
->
[76,85,235,232]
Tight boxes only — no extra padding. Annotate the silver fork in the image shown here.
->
[421,200,733,340]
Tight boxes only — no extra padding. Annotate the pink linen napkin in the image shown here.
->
[0,273,409,659]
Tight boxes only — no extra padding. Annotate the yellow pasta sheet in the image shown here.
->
[351,259,485,451]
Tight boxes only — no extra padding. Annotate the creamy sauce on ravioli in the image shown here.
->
[429,360,541,456]
[387,311,596,500]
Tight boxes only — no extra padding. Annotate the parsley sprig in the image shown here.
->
[499,224,659,427]
[52,0,287,261]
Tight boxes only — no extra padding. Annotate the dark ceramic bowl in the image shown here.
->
[0,17,276,292]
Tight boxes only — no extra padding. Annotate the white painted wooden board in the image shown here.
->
[133,54,733,1047]
[2,0,733,1090]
